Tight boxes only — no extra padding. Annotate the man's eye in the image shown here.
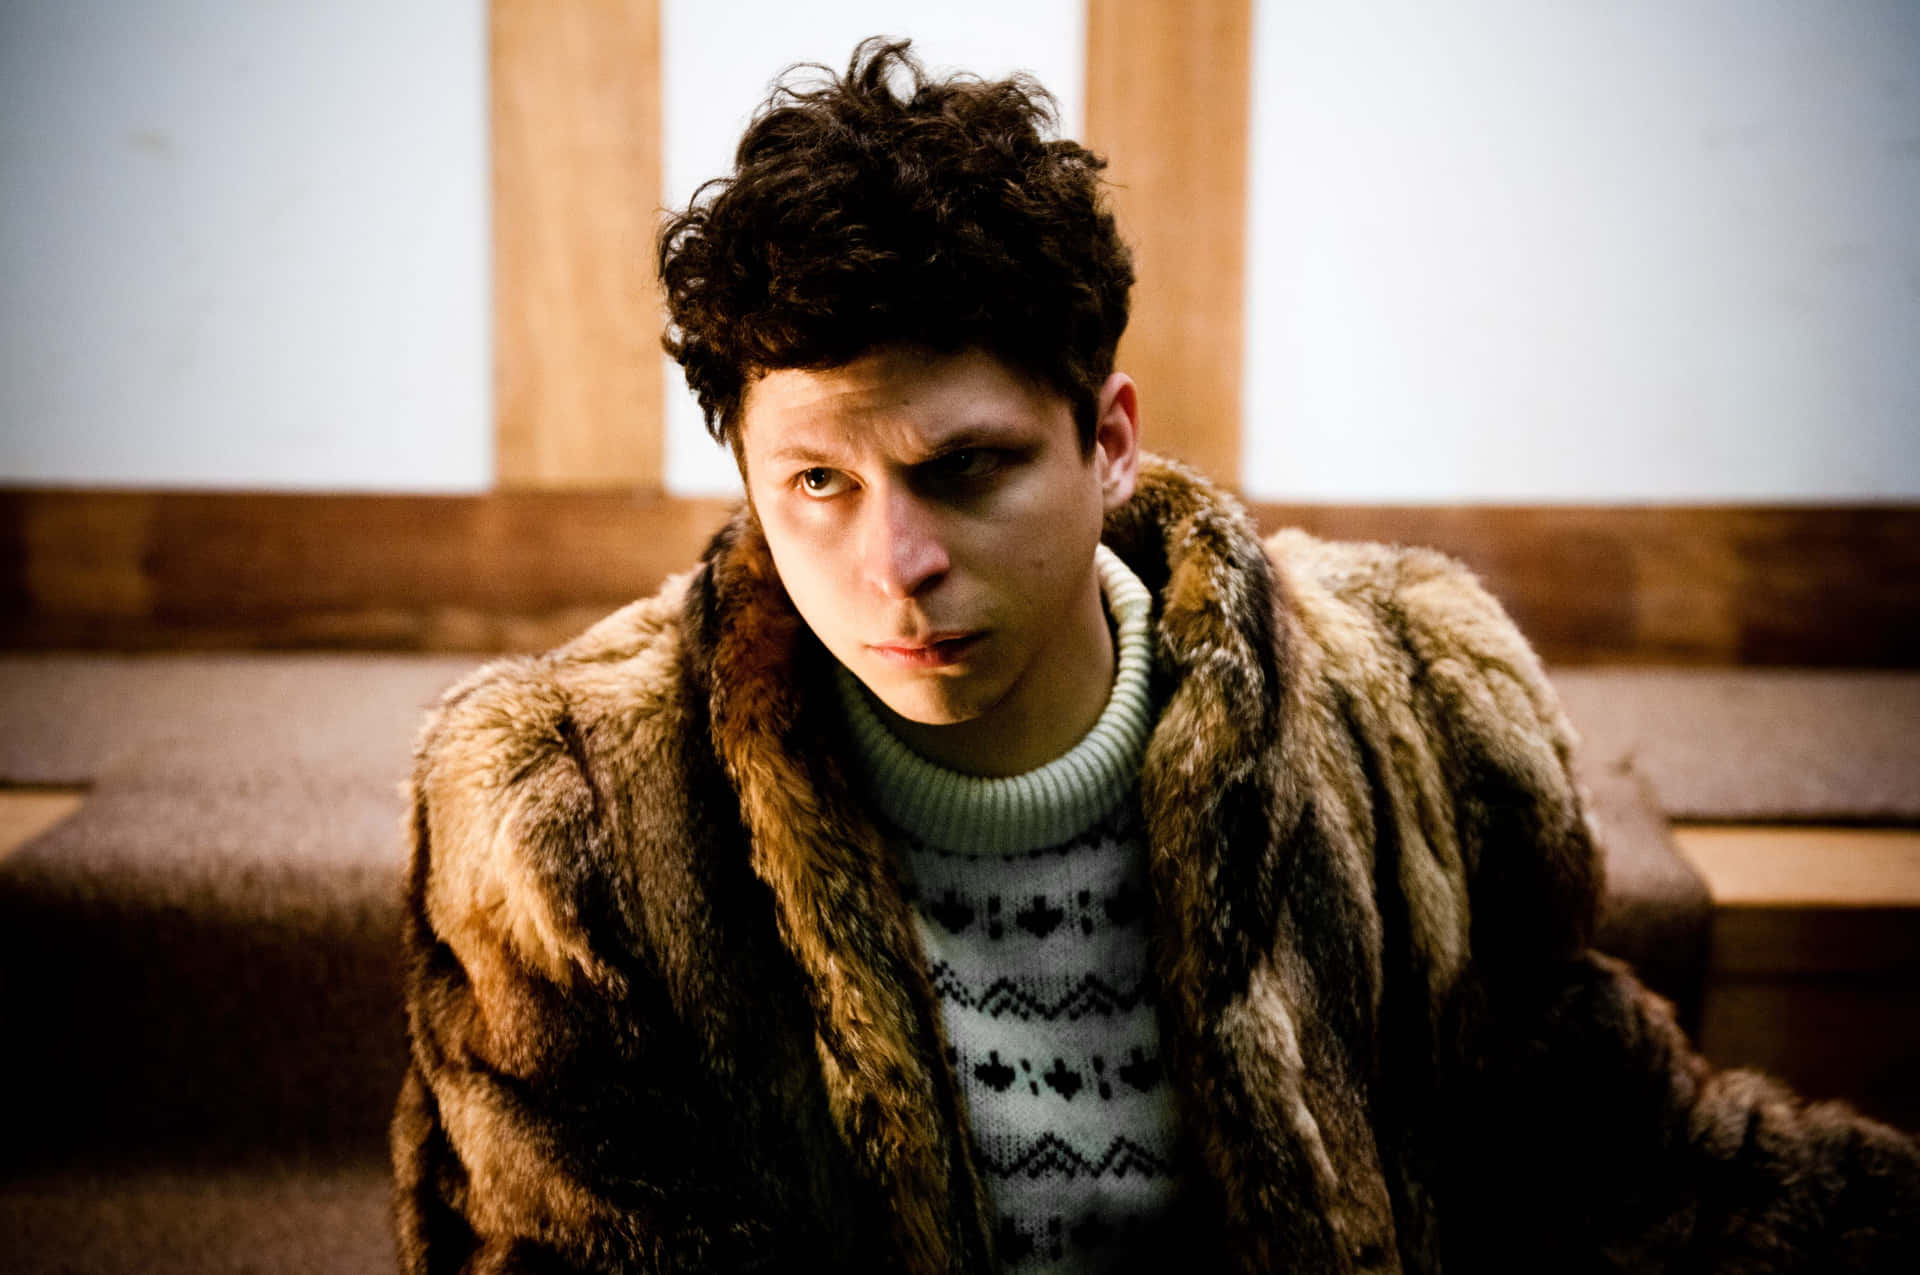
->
[796,467,849,498]
[933,449,999,482]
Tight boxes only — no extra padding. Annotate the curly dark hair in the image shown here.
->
[658,38,1134,453]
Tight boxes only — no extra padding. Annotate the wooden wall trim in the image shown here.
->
[0,490,734,651]
[1085,0,1252,483]
[492,0,665,490]
[4,490,1915,664]
[1250,502,1920,667]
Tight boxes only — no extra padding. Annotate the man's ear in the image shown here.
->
[1092,372,1141,511]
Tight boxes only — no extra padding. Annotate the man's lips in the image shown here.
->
[869,632,984,668]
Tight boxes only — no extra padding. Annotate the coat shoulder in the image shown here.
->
[1262,527,1595,944]
[1262,527,1515,644]
[416,565,701,797]
[408,568,704,986]
[1261,527,1573,755]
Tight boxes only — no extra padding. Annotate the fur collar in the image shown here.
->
[686,456,1399,1272]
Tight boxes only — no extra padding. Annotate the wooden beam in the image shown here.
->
[1085,0,1252,483]
[3,490,1915,663]
[492,0,665,489]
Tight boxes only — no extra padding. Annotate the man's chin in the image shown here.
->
[860,672,993,732]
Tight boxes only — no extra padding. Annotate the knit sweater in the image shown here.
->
[836,546,1178,1272]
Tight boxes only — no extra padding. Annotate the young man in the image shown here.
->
[392,40,1918,1274]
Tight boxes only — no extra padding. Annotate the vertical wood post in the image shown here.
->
[492,0,665,489]
[1085,0,1253,484]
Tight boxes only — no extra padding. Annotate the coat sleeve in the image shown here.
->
[1389,549,1920,1271]
[388,665,787,1275]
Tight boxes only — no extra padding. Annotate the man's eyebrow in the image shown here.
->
[763,421,1034,468]
[762,442,847,467]
[919,420,1034,452]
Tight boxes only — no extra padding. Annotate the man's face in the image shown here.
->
[739,345,1138,775]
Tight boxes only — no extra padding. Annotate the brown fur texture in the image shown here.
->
[393,458,1919,1273]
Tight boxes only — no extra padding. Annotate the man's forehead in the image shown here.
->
[739,348,1064,458]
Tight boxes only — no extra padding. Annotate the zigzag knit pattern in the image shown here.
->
[837,547,1179,1273]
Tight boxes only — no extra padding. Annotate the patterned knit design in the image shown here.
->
[837,548,1178,1272]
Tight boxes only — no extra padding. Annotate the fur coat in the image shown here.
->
[392,458,1918,1273]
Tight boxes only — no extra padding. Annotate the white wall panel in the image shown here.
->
[1243,1,1920,502]
[661,0,1087,496]
[0,0,488,491]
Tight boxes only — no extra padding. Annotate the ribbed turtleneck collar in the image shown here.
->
[834,545,1155,855]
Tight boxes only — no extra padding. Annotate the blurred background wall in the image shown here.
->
[6,0,1915,501]
[0,0,491,490]
[1243,0,1920,503]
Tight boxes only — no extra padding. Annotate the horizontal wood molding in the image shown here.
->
[1,489,734,651]
[1085,0,1251,482]
[1251,502,1920,667]
[492,0,665,490]
[3,490,1915,664]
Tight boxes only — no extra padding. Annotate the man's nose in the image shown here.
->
[862,484,951,600]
